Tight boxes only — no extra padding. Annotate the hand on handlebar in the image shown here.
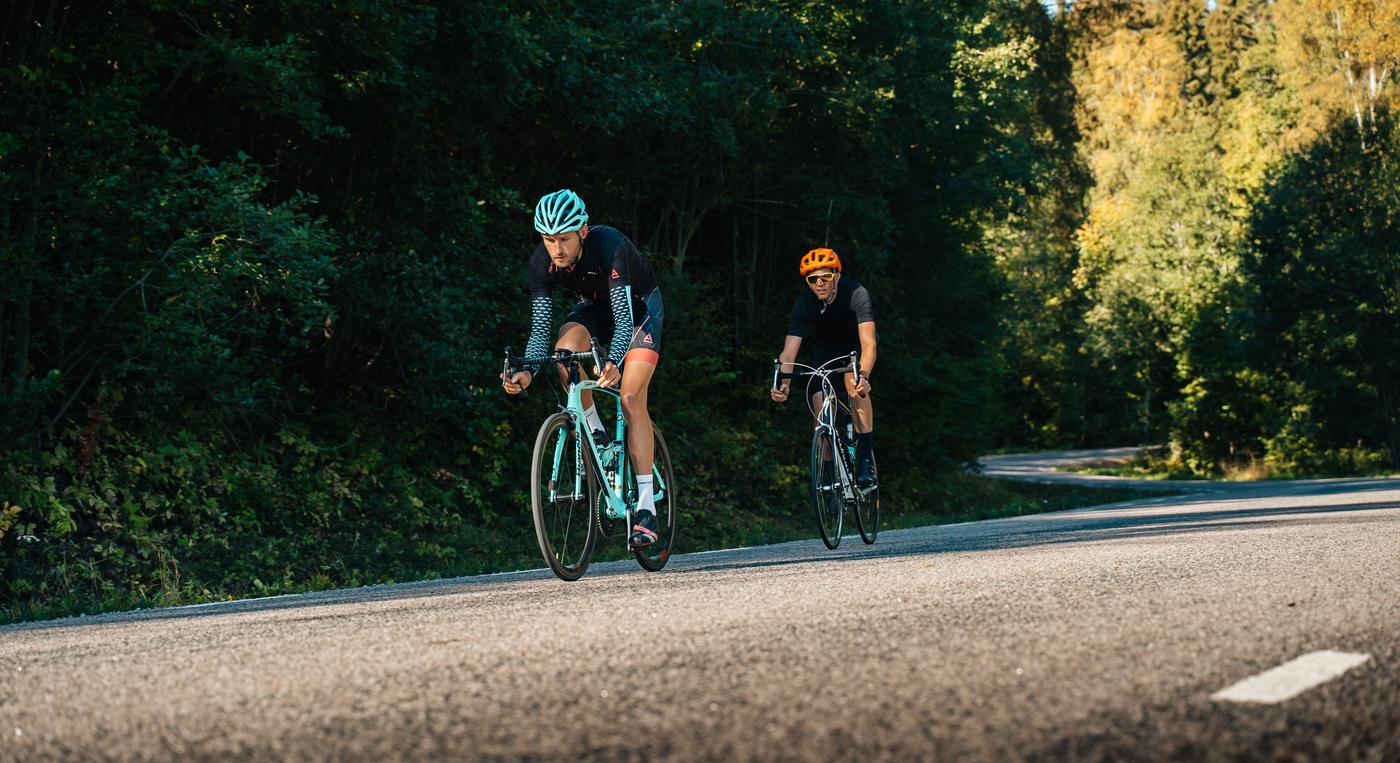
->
[501,369,532,395]
[771,380,791,402]
[852,375,870,398]
[597,362,621,388]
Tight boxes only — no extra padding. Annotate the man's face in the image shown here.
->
[805,268,838,300]
[542,226,588,268]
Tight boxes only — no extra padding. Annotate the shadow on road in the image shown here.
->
[6,478,1397,635]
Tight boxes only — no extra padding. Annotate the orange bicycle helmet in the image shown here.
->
[799,248,842,275]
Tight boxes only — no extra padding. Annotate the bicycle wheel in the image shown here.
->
[633,427,678,571]
[811,428,843,549]
[531,412,598,581]
[852,453,879,544]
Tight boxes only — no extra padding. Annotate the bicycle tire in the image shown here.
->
[811,428,843,549]
[530,412,598,581]
[633,427,678,571]
[852,453,879,544]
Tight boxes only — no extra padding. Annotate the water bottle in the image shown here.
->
[605,445,616,476]
[605,444,622,496]
[846,422,856,461]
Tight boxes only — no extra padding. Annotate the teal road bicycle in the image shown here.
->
[773,353,879,549]
[505,340,677,581]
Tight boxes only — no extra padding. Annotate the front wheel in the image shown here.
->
[531,412,598,581]
[633,428,678,571]
[811,428,843,549]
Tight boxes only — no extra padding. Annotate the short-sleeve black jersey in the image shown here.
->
[787,277,875,348]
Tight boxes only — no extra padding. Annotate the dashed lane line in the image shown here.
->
[1211,650,1371,704]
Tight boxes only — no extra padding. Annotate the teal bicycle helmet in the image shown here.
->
[533,189,589,235]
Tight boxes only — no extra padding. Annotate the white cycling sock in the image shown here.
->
[636,474,656,516]
[584,404,605,434]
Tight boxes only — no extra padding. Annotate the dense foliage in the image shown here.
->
[4,0,1395,621]
[1,0,1077,619]
[1001,0,1400,476]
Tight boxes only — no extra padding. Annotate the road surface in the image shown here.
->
[2,449,1396,761]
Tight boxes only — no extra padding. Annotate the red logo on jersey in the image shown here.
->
[642,333,654,344]
[610,268,621,279]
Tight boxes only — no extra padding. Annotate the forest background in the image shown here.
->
[2,0,1397,621]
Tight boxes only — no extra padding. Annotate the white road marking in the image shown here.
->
[1212,650,1371,704]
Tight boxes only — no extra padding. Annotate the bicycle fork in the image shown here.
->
[548,425,587,503]
[818,422,855,501]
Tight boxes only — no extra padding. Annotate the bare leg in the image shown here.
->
[555,322,594,409]
[844,372,873,433]
[620,358,656,475]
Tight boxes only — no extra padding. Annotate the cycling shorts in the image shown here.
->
[564,287,663,366]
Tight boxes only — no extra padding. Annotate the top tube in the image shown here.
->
[570,379,622,399]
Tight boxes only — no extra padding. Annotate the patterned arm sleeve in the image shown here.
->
[522,295,551,374]
[607,285,634,366]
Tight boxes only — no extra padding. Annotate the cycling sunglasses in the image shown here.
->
[805,273,836,285]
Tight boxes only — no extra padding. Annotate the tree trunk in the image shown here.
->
[732,218,741,369]
[11,278,32,397]
[1377,372,1400,468]
[0,200,9,394]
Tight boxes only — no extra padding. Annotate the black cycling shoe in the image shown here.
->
[629,511,659,548]
[857,458,877,488]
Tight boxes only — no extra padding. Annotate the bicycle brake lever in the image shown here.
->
[503,346,530,400]
[589,337,606,377]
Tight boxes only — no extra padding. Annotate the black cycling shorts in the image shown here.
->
[803,343,861,402]
[564,287,663,366]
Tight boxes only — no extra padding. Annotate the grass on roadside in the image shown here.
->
[1061,445,1399,481]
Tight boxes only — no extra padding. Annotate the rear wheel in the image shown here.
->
[811,428,843,549]
[530,413,598,581]
[852,453,879,544]
[633,428,678,571]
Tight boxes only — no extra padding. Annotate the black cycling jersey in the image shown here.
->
[524,225,662,369]
[787,276,875,361]
[527,225,658,307]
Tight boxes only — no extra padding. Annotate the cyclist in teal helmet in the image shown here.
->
[502,189,667,548]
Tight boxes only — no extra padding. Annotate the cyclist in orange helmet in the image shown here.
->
[771,248,878,486]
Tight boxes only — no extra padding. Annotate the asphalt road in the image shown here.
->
[2,450,1397,761]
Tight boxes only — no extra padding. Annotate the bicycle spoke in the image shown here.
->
[531,414,597,581]
[811,428,843,549]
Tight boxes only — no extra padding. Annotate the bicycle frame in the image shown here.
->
[512,343,667,523]
[774,353,866,501]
